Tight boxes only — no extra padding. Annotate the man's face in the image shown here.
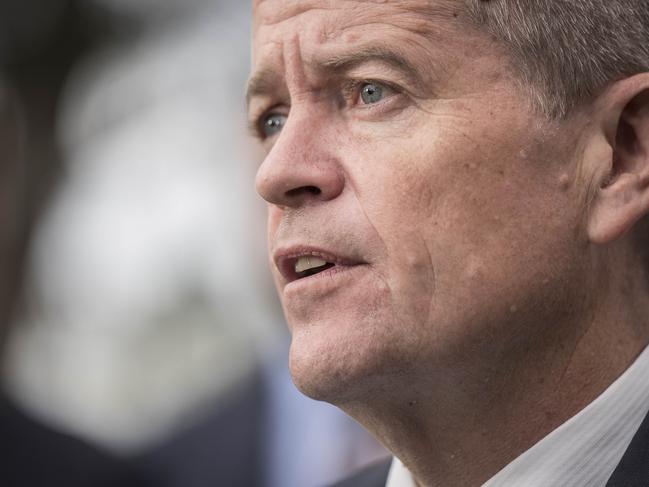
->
[249,0,590,402]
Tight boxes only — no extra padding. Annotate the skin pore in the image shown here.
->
[249,1,649,486]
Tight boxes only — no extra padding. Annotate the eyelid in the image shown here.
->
[342,79,401,107]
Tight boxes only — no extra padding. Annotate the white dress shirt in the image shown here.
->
[386,345,649,487]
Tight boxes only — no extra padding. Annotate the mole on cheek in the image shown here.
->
[558,173,571,191]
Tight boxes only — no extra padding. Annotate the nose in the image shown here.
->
[256,113,345,208]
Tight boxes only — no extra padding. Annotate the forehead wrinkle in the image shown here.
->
[255,0,464,30]
[255,0,467,67]
[255,0,342,28]
[247,36,317,108]
[283,35,310,97]
[250,0,469,105]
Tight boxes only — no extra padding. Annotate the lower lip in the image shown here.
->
[283,264,368,297]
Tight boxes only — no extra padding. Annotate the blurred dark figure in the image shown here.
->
[0,1,148,485]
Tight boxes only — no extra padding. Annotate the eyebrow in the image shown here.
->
[246,45,426,107]
[319,45,422,81]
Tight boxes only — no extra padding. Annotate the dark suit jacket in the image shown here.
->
[606,406,649,486]
[136,373,265,487]
[331,408,649,487]
[0,394,149,487]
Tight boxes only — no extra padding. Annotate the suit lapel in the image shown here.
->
[606,407,649,486]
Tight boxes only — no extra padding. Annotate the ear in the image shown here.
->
[587,74,649,244]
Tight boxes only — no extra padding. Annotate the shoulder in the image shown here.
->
[0,395,149,487]
[329,459,392,487]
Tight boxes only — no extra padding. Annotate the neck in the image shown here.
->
[338,262,649,487]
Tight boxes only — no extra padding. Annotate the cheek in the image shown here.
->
[346,116,581,337]
[351,166,441,329]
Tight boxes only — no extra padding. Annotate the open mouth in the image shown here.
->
[294,256,336,278]
[275,249,363,284]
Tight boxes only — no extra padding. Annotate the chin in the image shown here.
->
[288,331,360,402]
[287,316,417,404]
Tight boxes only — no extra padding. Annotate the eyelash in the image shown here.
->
[252,79,404,140]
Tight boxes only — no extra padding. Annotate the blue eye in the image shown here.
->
[360,82,385,105]
[261,113,287,137]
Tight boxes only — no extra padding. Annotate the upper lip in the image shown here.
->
[273,245,364,284]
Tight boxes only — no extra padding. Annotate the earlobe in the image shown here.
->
[588,171,649,244]
[586,75,649,245]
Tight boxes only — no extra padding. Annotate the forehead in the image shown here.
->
[252,0,464,61]
[253,0,460,27]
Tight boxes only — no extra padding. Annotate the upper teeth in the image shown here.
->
[295,256,328,273]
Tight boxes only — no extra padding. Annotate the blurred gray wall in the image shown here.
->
[3,0,282,452]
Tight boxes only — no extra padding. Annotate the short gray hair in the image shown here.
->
[466,0,649,118]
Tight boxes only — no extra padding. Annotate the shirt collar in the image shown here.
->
[386,344,649,487]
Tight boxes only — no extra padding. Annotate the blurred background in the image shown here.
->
[0,1,387,486]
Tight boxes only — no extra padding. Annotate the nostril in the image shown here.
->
[286,186,321,198]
